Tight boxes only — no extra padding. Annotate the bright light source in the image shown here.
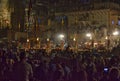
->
[105,36,108,39]
[86,33,92,37]
[47,38,49,41]
[37,37,39,41]
[94,43,98,45]
[73,38,76,41]
[113,31,119,36]
[27,39,29,42]
[59,34,65,39]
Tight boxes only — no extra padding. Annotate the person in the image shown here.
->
[53,63,64,81]
[108,68,120,81]
[34,60,49,81]
[100,68,120,81]
[12,51,33,81]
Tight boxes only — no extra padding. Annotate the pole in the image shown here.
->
[27,0,32,49]
[107,0,111,52]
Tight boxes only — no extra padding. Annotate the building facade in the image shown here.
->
[0,0,10,29]
[1,0,120,48]
[51,0,120,47]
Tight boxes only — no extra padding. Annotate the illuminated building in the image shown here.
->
[0,0,10,29]
[1,0,120,47]
[22,0,120,47]
[50,0,120,46]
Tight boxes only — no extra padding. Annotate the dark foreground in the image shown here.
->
[0,47,120,81]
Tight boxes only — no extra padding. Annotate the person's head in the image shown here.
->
[19,51,27,61]
[56,63,63,70]
[109,68,119,79]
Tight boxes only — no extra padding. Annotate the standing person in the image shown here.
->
[108,68,120,81]
[12,51,33,81]
[53,63,65,81]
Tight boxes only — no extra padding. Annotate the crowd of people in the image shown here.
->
[0,46,120,81]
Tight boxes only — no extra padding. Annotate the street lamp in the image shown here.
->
[47,38,49,41]
[58,34,65,40]
[73,38,76,41]
[26,38,30,49]
[37,37,39,41]
[86,33,91,37]
[86,33,92,39]
[113,31,119,36]
[86,33,94,49]
[36,37,40,49]
[73,37,77,51]
[57,34,65,50]
[27,39,29,42]
[105,36,108,40]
